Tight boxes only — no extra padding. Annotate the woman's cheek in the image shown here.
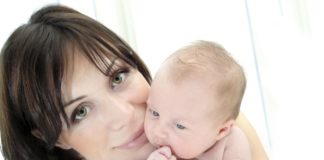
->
[132,71,151,104]
[144,116,153,144]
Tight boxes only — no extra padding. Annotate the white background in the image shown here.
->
[1,0,324,159]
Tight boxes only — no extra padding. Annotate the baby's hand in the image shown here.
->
[147,146,177,160]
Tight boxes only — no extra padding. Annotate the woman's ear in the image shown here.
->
[31,129,45,141]
[55,141,72,150]
[31,129,72,150]
[216,119,235,140]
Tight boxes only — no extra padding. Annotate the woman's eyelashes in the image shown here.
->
[71,103,92,123]
[68,67,130,125]
[110,68,130,89]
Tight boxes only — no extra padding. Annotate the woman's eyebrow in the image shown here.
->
[64,95,86,107]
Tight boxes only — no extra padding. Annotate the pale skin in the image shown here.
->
[56,53,155,160]
[144,66,245,160]
[51,53,267,160]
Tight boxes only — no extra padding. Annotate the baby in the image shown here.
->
[145,40,251,160]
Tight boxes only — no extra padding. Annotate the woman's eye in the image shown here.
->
[176,123,186,130]
[72,105,91,123]
[149,108,159,117]
[111,70,128,88]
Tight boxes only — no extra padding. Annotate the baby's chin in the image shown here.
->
[174,156,198,160]
[173,149,203,160]
[175,156,197,160]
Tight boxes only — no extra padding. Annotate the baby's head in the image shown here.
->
[144,40,246,159]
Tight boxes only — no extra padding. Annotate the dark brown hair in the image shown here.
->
[0,5,151,160]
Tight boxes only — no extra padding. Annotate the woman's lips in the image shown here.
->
[115,126,148,150]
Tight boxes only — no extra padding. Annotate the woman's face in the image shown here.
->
[58,54,155,160]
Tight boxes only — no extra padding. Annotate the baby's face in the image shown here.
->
[144,75,221,159]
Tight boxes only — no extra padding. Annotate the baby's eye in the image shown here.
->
[149,108,160,118]
[111,70,128,88]
[71,104,91,123]
[176,123,186,130]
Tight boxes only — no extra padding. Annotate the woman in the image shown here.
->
[0,5,268,160]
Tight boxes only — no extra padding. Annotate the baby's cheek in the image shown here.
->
[173,143,198,159]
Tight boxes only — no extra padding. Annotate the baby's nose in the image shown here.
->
[153,136,167,147]
[153,133,170,149]
[153,127,168,143]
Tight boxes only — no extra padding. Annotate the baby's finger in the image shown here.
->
[157,146,172,158]
[169,155,177,160]
[147,152,169,160]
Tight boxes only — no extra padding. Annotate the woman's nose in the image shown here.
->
[102,97,135,131]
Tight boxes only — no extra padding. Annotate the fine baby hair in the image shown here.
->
[162,40,246,121]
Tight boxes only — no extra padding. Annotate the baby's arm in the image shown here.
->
[147,146,177,160]
[223,125,251,160]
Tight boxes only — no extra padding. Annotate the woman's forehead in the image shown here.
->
[63,46,118,74]
[61,54,92,102]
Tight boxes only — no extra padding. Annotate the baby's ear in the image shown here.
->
[31,129,72,150]
[216,119,235,140]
